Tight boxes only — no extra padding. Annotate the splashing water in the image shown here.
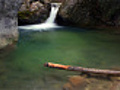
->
[18,3,62,31]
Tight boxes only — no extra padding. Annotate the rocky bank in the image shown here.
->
[63,75,120,90]
[0,0,23,49]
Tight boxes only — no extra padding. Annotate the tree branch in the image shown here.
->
[44,62,120,76]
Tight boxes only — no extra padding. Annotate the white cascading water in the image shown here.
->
[19,3,61,31]
[45,3,60,23]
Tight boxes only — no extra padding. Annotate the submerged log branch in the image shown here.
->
[44,62,120,76]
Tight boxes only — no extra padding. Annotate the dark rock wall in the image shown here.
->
[59,0,120,27]
[0,0,23,48]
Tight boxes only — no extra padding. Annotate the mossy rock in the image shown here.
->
[18,9,49,25]
[18,10,35,19]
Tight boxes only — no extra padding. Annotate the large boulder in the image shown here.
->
[18,0,50,25]
[0,0,23,49]
[59,0,120,27]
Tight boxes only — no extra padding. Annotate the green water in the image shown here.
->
[0,27,120,90]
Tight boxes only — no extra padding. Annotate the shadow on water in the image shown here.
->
[0,27,120,90]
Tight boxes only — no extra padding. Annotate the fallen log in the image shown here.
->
[44,62,120,76]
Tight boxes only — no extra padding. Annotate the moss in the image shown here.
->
[18,10,35,19]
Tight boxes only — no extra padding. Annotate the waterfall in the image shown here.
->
[45,3,61,23]
[19,3,61,31]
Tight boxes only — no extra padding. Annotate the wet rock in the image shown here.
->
[63,76,87,90]
[68,76,86,87]
[63,75,120,90]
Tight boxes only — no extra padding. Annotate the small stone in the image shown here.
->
[68,76,86,87]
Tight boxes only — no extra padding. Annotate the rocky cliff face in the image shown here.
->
[0,0,23,48]
[59,0,120,27]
